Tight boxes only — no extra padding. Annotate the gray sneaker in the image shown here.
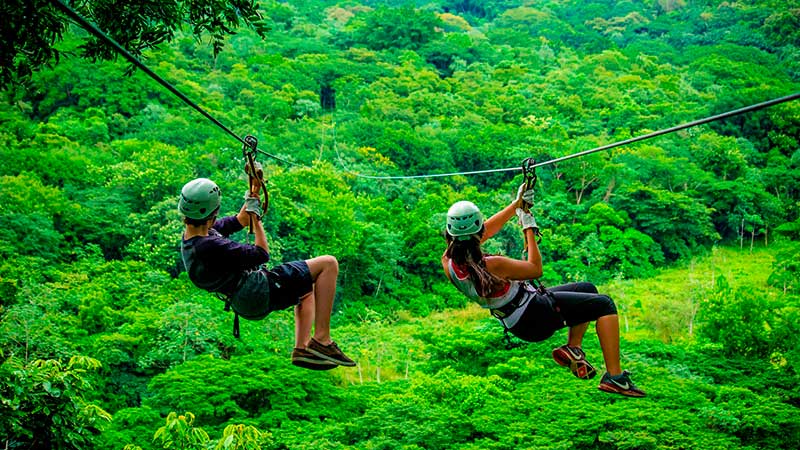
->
[307,338,356,367]
[598,370,646,397]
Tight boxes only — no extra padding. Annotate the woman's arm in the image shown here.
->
[485,228,543,280]
[481,201,517,242]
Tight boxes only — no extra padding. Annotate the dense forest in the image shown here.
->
[1,0,799,448]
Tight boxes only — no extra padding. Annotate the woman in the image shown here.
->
[441,186,645,397]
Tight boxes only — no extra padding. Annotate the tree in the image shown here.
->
[350,6,443,51]
[0,355,111,449]
[1,0,268,87]
[612,182,719,260]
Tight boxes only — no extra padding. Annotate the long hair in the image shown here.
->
[444,230,506,298]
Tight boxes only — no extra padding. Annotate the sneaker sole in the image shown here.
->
[553,349,597,380]
[307,348,357,367]
[292,356,337,371]
[598,383,646,397]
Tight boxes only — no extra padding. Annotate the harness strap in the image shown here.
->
[219,295,241,339]
[490,285,531,350]
[533,280,567,327]
[490,281,568,349]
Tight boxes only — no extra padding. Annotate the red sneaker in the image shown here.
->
[552,345,597,380]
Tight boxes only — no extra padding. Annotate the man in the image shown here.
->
[178,177,355,370]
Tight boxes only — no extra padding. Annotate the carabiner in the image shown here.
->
[522,157,537,190]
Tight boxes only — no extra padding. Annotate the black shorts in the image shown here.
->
[229,260,313,320]
[509,282,617,342]
[266,260,314,311]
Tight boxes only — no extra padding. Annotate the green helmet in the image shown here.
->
[179,178,221,220]
[446,201,483,239]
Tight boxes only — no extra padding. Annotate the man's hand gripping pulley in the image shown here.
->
[243,135,268,233]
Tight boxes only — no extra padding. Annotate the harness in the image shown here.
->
[489,283,533,350]
[489,279,566,349]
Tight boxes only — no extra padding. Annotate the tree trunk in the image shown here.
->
[603,177,616,202]
[376,348,382,384]
[740,217,744,248]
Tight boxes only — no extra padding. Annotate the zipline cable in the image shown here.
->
[49,0,800,181]
[49,0,245,146]
[48,0,299,167]
[527,92,800,171]
[348,92,800,179]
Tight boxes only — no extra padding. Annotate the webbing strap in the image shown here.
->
[221,296,241,339]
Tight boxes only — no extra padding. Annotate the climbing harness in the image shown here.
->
[212,135,273,339]
[490,293,528,350]
[490,279,567,350]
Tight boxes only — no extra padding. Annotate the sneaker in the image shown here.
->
[291,348,337,371]
[307,338,356,367]
[552,345,597,380]
[598,370,646,397]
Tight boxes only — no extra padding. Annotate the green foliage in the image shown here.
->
[769,241,800,294]
[350,6,443,51]
[0,355,111,449]
[612,182,719,260]
[153,412,210,450]
[1,0,268,87]
[696,273,800,360]
[1,1,799,449]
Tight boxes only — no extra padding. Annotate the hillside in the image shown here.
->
[1,0,799,449]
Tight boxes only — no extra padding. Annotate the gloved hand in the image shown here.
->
[516,183,535,206]
[515,208,538,231]
[244,195,262,220]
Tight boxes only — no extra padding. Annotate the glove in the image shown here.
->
[515,208,538,231]
[244,195,262,220]
[516,183,535,206]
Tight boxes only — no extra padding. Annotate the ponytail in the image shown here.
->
[445,232,505,298]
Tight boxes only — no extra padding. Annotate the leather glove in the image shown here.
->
[244,195,262,220]
[516,183,535,206]
[515,208,538,231]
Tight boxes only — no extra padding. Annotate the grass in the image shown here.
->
[331,244,783,385]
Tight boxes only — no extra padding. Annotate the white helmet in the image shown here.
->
[178,178,221,220]
[446,201,483,239]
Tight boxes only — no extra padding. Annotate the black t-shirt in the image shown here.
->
[180,216,270,295]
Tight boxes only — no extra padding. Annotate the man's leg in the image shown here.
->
[305,255,337,344]
[303,256,356,366]
[294,291,314,348]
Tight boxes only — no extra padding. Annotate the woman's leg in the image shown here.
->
[549,283,596,348]
[568,322,590,347]
[596,314,622,376]
[548,282,598,294]
[304,255,339,345]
